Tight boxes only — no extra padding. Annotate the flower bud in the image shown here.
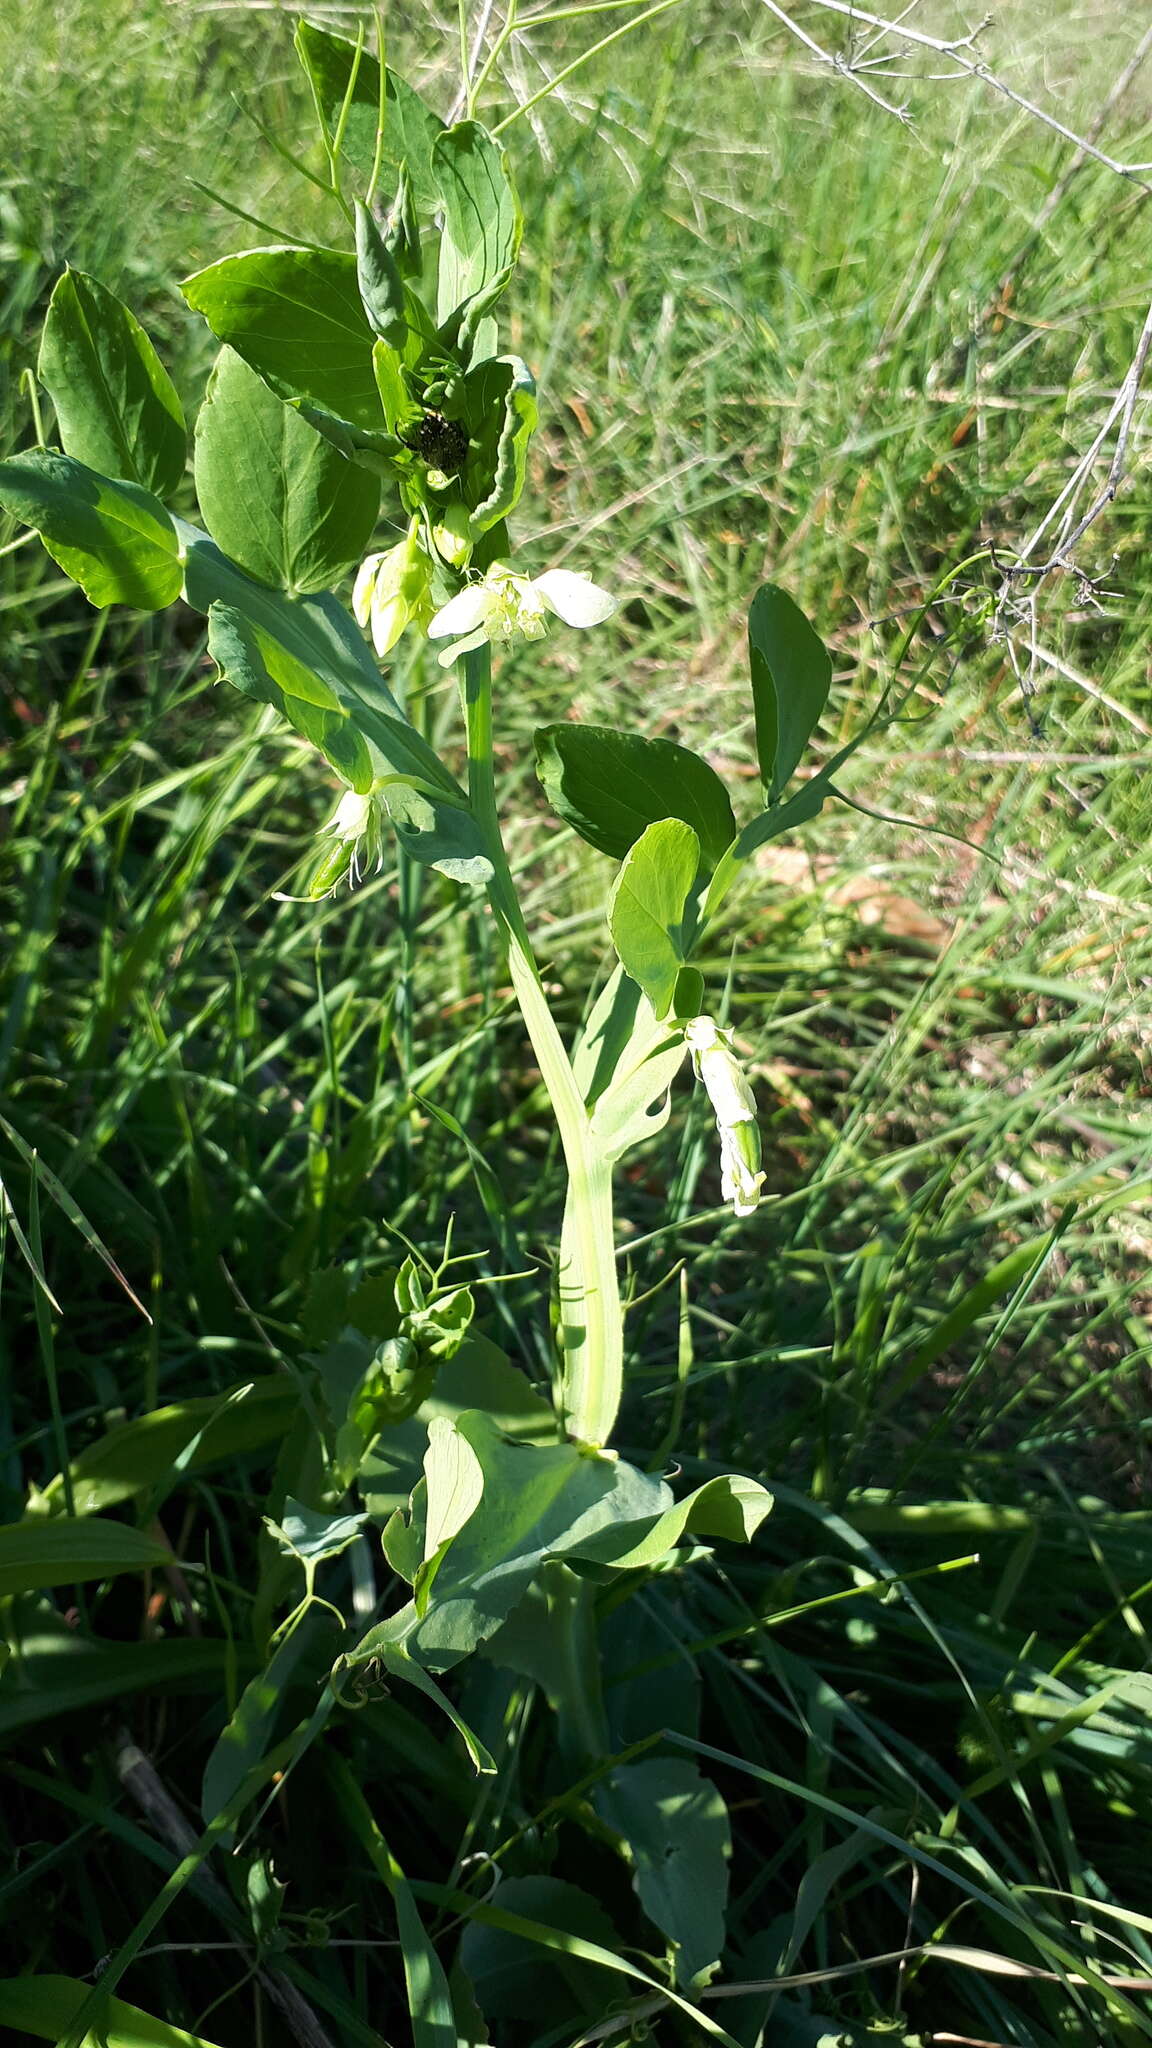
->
[353,522,434,656]
[684,1014,766,1218]
[431,503,473,570]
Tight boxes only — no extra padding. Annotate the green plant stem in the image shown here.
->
[462,645,623,1445]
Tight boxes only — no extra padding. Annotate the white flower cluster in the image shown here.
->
[427,562,618,667]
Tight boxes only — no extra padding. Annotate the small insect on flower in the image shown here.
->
[684,1014,766,1218]
[400,411,470,475]
[427,561,618,668]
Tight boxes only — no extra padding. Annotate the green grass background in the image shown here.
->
[2,2,1152,2041]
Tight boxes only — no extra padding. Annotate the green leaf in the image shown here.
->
[354,200,407,348]
[418,1416,485,1610]
[0,1617,248,1739]
[595,1759,731,1985]
[31,1378,300,1516]
[459,1878,618,2025]
[607,817,700,1020]
[747,583,832,799]
[568,1470,772,1571]
[38,268,186,498]
[204,601,469,825]
[177,513,393,705]
[572,966,688,1163]
[294,21,444,206]
[193,347,380,594]
[434,123,522,328]
[463,355,537,533]
[201,1622,317,1826]
[0,449,181,610]
[272,1499,368,1564]
[355,1416,669,1668]
[381,783,493,886]
[0,1976,225,2048]
[182,247,381,429]
[535,723,736,866]
[358,1333,557,1520]
[0,1517,171,1596]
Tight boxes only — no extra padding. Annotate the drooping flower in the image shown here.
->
[353,521,434,656]
[303,786,387,897]
[426,561,618,668]
[684,1014,766,1218]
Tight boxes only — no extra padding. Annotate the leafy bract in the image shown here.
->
[434,123,522,329]
[206,601,491,886]
[607,817,700,1019]
[355,1414,770,1674]
[0,1517,172,1596]
[573,965,688,1162]
[535,723,736,866]
[381,784,494,886]
[358,1333,557,1519]
[182,247,381,429]
[294,20,443,206]
[464,356,537,533]
[0,449,181,610]
[38,268,186,497]
[194,347,380,594]
[594,1759,731,1986]
[748,582,832,800]
[354,200,407,348]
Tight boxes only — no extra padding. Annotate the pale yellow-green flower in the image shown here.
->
[427,562,617,668]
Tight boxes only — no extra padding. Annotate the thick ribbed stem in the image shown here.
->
[463,645,623,1444]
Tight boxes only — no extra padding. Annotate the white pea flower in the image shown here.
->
[426,561,618,668]
[306,786,386,897]
[684,1014,766,1218]
[353,521,433,656]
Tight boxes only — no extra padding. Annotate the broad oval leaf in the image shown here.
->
[294,20,444,206]
[182,247,381,429]
[0,449,181,610]
[193,347,380,594]
[0,1516,171,1596]
[747,583,832,800]
[38,268,186,498]
[434,123,522,329]
[594,1760,730,1987]
[535,723,736,866]
[607,817,700,1020]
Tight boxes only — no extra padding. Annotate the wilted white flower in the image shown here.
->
[353,521,433,656]
[684,1014,765,1218]
[426,561,617,668]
